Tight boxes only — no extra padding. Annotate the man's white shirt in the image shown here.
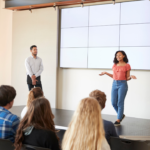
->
[25,56,44,78]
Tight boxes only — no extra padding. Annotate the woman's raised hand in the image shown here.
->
[127,75,137,80]
[131,75,137,79]
[99,72,106,76]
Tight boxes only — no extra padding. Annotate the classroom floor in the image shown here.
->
[10,106,150,138]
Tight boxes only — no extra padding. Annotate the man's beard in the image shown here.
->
[33,54,37,56]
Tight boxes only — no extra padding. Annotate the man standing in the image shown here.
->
[25,45,44,91]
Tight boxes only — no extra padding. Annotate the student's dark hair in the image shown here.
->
[0,85,16,106]
[30,45,37,50]
[113,50,129,64]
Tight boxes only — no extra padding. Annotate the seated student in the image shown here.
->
[0,85,20,143]
[62,97,110,150]
[89,90,119,145]
[21,87,43,119]
[14,97,60,150]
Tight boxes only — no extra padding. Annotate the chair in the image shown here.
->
[110,137,134,150]
[21,144,51,150]
[110,137,150,150]
[0,139,14,150]
[133,140,150,150]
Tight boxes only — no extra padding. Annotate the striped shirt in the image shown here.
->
[0,106,20,143]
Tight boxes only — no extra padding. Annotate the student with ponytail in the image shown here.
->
[14,97,60,150]
[21,87,43,119]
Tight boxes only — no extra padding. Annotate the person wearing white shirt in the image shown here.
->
[25,45,44,91]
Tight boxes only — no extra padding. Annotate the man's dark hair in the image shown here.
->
[0,85,16,106]
[30,45,37,50]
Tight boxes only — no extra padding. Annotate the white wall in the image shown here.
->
[57,0,150,120]
[1,0,150,120]
[57,68,150,119]
[0,0,12,85]
[12,7,59,107]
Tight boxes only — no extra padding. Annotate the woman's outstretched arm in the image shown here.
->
[99,72,113,78]
[126,71,137,81]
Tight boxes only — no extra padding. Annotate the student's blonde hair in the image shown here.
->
[62,97,105,150]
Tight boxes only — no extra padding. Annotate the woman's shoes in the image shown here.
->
[114,114,125,126]
[114,121,120,126]
[121,114,125,122]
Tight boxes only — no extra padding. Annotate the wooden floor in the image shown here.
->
[10,106,150,138]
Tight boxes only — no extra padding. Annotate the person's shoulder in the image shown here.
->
[21,106,27,113]
[8,112,20,124]
[39,129,58,145]
[21,106,27,119]
[25,56,32,61]
[0,108,19,124]
[103,119,114,128]
[11,113,19,121]
[0,108,9,118]
[126,63,131,70]
[23,106,27,111]
[44,129,56,137]
[34,129,57,142]
[126,63,131,67]
[112,64,116,68]
[101,138,111,150]
[37,56,42,60]
[34,128,55,137]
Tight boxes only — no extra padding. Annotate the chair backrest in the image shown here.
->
[110,137,150,150]
[133,140,150,150]
[110,137,134,150]
[0,139,14,150]
[21,144,51,150]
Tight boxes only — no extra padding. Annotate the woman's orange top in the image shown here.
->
[112,64,131,80]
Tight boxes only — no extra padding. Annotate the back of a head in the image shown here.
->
[0,85,16,107]
[27,87,43,107]
[89,90,106,110]
[25,97,54,129]
[15,97,56,150]
[62,97,105,150]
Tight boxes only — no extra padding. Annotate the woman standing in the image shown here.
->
[99,51,136,126]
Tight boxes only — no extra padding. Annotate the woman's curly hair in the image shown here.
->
[113,50,129,64]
